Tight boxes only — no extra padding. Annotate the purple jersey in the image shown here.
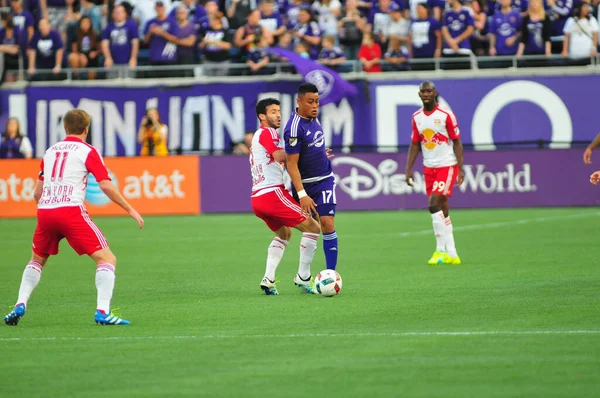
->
[247,47,270,63]
[443,8,474,49]
[286,3,310,29]
[490,0,529,14]
[29,29,63,68]
[12,11,34,33]
[318,47,345,60]
[177,22,197,57]
[144,17,180,63]
[490,10,521,55]
[294,21,320,58]
[101,19,138,65]
[284,111,332,181]
[410,18,441,57]
[546,0,573,37]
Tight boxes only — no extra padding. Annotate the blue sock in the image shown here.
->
[323,231,338,270]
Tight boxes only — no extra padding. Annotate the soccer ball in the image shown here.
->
[315,270,342,296]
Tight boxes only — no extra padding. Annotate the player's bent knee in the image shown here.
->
[91,248,117,266]
[296,218,321,234]
[276,226,292,241]
[319,216,335,233]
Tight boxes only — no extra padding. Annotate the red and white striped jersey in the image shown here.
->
[37,136,110,209]
[411,104,460,168]
[250,126,285,197]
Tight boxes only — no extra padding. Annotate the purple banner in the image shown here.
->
[200,149,599,213]
[12,74,600,157]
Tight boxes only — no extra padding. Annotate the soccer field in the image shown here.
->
[1,208,599,397]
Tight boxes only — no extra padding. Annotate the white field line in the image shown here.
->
[1,330,599,342]
[394,212,600,238]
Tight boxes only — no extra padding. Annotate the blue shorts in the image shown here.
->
[292,176,337,217]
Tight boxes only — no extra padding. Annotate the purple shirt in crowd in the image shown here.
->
[177,22,197,58]
[410,18,441,57]
[144,17,180,63]
[29,29,63,68]
[101,19,139,64]
[490,10,522,55]
[443,7,474,49]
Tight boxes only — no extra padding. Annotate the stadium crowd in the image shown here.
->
[0,0,597,80]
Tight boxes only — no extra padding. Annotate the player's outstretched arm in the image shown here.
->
[584,133,600,164]
[453,138,465,186]
[286,153,317,216]
[98,179,144,229]
[405,142,421,187]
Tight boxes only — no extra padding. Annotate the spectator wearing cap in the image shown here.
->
[311,0,342,37]
[318,34,347,72]
[131,0,173,37]
[234,10,271,53]
[338,0,367,59]
[410,3,441,60]
[144,0,180,77]
[101,5,139,69]
[442,0,475,55]
[388,1,411,51]
[28,18,64,80]
[200,12,233,76]
[293,7,320,58]
[10,0,34,43]
[227,0,257,30]
[259,0,287,40]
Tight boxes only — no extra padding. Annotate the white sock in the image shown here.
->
[95,263,116,314]
[298,233,319,280]
[445,216,457,257]
[16,261,43,307]
[265,238,288,281]
[431,211,446,252]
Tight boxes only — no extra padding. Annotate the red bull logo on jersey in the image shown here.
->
[421,128,449,150]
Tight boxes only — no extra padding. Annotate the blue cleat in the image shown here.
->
[94,310,130,325]
[4,303,26,326]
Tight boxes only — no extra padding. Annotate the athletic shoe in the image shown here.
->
[427,251,446,265]
[260,277,279,295]
[293,274,316,294]
[4,303,25,326]
[94,309,130,325]
[443,253,461,265]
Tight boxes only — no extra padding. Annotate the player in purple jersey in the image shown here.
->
[284,83,339,275]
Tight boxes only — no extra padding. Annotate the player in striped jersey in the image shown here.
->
[250,98,322,295]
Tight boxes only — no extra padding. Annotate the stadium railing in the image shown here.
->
[12,54,600,82]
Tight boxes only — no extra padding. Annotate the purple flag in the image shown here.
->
[270,48,358,105]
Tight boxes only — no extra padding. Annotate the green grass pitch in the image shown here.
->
[1,208,599,397]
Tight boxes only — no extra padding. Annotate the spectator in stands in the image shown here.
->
[233,131,254,154]
[247,33,272,73]
[293,7,320,58]
[410,3,442,60]
[286,0,309,29]
[227,0,257,30]
[198,1,228,34]
[311,0,342,37]
[132,0,173,37]
[295,40,312,58]
[0,15,23,82]
[562,0,598,63]
[468,0,490,56]
[383,37,410,70]
[10,0,34,43]
[275,30,293,50]
[235,10,271,53]
[388,2,411,50]
[359,31,382,71]
[144,1,180,77]
[175,5,197,73]
[169,0,206,24]
[200,12,233,76]
[101,5,139,69]
[68,16,99,79]
[0,118,32,159]
[489,0,522,57]
[546,0,574,54]
[368,0,397,46]
[338,0,367,59]
[409,0,443,21]
[259,0,286,40]
[517,0,551,57]
[138,108,169,156]
[78,0,102,33]
[442,0,475,56]
[319,34,347,71]
[28,18,64,80]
